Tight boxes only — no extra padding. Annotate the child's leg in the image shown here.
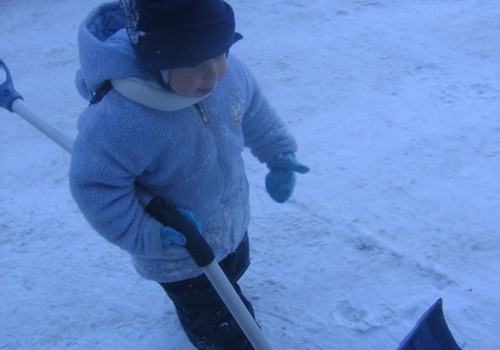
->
[160,233,255,350]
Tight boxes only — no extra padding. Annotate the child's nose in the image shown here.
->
[203,62,219,82]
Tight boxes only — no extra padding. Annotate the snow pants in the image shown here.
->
[160,233,255,350]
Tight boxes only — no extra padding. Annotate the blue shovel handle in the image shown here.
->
[0,59,23,112]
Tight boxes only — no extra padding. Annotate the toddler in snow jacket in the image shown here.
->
[70,1,308,284]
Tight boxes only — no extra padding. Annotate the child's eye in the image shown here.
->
[214,53,226,61]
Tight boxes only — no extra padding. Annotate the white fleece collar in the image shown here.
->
[111,77,209,111]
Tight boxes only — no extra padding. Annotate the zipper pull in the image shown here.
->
[195,103,209,124]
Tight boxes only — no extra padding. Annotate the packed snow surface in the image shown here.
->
[1,1,499,349]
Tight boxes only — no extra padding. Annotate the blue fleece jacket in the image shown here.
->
[70,2,297,283]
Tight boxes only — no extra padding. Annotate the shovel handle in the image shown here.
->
[0,59,23,112]
[145,197,215,267]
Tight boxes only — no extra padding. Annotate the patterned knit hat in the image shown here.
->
[120,0,242,70]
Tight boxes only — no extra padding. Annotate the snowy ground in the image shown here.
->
[1,1,499,349]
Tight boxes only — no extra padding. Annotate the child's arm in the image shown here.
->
[238,63,309,202]
[240,77,297,163]
[69,130,184,259]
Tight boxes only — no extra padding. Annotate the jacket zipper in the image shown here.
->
[194,103,209,124]
[194,102,227,201]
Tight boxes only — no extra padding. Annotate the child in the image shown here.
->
[70,0,309,349]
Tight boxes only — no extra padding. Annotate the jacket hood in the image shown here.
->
[75,2,154,100]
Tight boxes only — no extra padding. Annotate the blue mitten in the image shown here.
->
[266,153,310,203]
[160,208,202,250]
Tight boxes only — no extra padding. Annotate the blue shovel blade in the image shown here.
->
[397,299,462,350]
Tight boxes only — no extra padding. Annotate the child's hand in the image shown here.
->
[161,226,187,249]
[265,153,309,203]
[160,208,202,250]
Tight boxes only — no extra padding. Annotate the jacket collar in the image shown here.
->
[111,77,209,111]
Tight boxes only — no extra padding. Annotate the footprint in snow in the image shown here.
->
[332,300,395,332]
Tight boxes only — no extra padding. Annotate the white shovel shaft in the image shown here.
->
[12,99,73,153]
[203,262,273,350]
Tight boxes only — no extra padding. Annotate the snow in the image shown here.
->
[1,0,499,349]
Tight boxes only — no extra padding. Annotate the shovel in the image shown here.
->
[0,59,273,350]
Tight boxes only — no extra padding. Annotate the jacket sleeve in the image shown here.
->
[238,61,297,163]
[69,117,166,258]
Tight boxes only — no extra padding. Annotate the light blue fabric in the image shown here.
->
[70,2,297,282]
[160,207,202,249]
[266,153,310,203]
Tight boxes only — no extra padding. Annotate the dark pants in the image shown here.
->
[160,234,255,350]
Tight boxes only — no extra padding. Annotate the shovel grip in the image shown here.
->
[0,59,23,112]
[145,197,215,267]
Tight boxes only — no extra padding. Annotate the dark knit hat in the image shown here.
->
[120,0,242,71]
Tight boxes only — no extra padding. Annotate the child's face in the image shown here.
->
[169,54,228,97]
